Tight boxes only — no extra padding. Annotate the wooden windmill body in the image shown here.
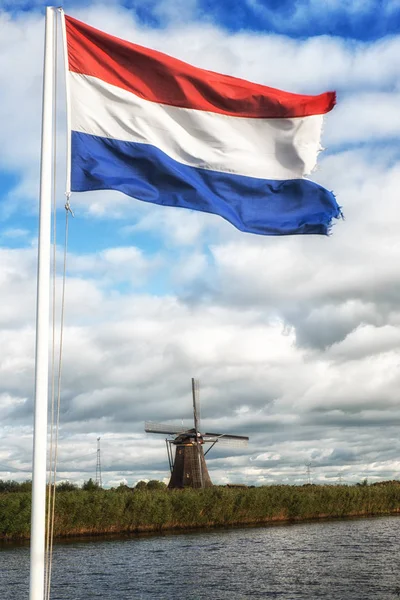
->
[145,379,249,489]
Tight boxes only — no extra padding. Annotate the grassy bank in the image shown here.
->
[1,483,400,540]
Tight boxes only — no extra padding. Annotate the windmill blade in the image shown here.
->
[145,421,187,435]
[204,432,249,441]
[191,378,201,433]
[203,432,249,447]
[191,378,205,487]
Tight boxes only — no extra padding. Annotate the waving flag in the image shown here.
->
[64,15,340,235]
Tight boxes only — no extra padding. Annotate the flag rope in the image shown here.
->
[45,204,71,600]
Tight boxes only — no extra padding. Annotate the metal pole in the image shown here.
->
[30,7,55,600]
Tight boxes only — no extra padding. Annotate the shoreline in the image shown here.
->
[1,507,400,543]
[1,483,400,542]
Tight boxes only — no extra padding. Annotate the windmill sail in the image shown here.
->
[191,378,203,488]
[203,433,249,447]
[145,422,187,435]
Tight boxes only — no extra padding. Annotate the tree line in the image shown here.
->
[0,478,167,493]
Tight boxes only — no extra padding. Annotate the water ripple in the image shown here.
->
[1,516,400,599]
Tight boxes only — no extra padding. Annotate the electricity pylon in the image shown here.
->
[305,462,312,485]
[96,437,102,488]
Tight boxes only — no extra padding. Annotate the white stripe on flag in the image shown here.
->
[69,72,324,180]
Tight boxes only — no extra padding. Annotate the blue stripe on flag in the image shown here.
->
[71,131,341,236]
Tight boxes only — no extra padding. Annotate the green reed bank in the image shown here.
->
[1,481,400,540]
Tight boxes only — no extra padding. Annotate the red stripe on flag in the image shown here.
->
[65,15,336,119]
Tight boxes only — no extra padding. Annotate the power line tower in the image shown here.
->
[96,437,102,488]
[305,462,312,485]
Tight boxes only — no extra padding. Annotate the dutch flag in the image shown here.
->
[64,15,341,236]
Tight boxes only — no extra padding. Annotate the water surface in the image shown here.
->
[1,516,399,599]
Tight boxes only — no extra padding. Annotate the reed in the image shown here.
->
[1,482,399,540]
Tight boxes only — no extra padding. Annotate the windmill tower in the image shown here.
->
[145,378,249,489]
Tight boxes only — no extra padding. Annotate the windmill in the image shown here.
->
[145,378,249,488]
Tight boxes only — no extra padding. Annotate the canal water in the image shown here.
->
[1,516,400,599]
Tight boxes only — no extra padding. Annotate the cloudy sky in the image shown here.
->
[1,0,400,488]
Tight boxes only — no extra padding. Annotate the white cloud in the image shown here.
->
[68,246,163,287]
[328,324,400,361]
[325,93,400,146]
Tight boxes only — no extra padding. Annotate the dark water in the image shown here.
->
[1,516,400,599]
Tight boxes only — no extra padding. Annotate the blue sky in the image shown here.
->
[1,0,400,487]
[2,0,400,39]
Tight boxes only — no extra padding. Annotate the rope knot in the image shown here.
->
[64,195,74,217]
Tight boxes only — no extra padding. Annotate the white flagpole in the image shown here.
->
[30,7,56,600]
